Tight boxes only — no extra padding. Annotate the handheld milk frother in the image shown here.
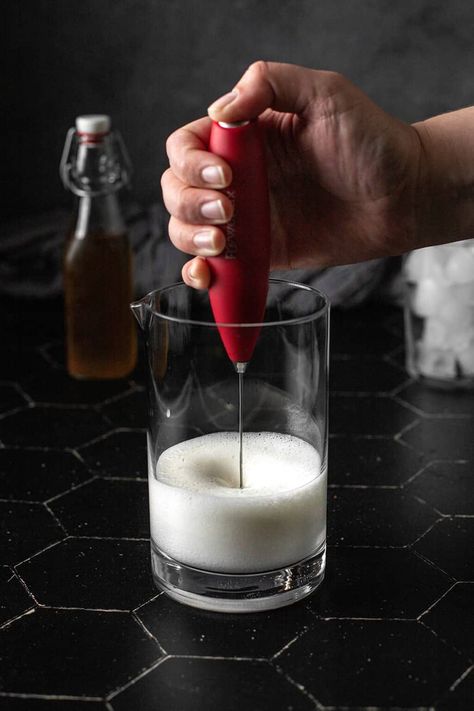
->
[207,118,271,487]
[207,118,271,370]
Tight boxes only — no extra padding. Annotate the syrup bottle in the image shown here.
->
[60,115,137,379]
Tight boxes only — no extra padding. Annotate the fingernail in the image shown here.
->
[192,230,220,255]
[200,199,226,222]
[188,263,200,281]
[208,90,238,115]
[201,165,226,187]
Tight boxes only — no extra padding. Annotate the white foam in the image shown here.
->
[149,432,326,573]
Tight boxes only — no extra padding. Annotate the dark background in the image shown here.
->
[2,0,473,222]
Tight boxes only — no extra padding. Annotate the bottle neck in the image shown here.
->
[74,193,126,239]
[61,129,131,198]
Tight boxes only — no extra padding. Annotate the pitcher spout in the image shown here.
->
[130,293,153,331]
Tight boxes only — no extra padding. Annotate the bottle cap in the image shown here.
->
[75,115,111,135]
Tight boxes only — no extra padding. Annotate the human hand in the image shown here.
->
[161,61,423,289]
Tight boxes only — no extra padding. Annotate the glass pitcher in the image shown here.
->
[131,279,329,613]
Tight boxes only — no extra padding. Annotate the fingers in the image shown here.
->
[161,168,233,226]
[208,60,344,123]
[182,257,211,290]
[168,215,226,257]
[165,116,232,188]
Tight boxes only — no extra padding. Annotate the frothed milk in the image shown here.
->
[149,431,326,574]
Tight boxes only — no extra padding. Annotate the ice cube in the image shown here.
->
[445,248,474,284]
[416,342,456,378]
[450,323,474,353]
[457,339,474,376]
[451,238,474,249]
[453,282,474,305]
[411,278,448,318]
[438,299,473,330]
[422,318,448,348]
[404,247,446,283]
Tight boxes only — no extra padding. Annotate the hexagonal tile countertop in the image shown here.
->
[1,297,473,711]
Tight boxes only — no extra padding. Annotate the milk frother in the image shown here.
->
[207,118,271,372]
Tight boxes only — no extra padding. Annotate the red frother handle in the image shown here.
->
[207,119,271,365]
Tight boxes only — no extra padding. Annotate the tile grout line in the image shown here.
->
[272,663,323,710]
[44,474,100,505]
[106,656,168,701]
[410,547,457,582]
[0,691,103,701]
[449,662,474,692]
[132,610,168,656]
[418,618,472,662]
[0,606,36,630]
[417,581,458,621]
[44,501,69,536]
[14,536,69,568]
[76,425,147,451]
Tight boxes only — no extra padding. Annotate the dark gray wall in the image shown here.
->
[3,0,473,220]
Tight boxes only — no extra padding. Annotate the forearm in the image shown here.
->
[413,107,474,247]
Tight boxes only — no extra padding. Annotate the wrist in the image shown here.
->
[412,108,474,246]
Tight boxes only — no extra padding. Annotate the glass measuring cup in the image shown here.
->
[131,279,329,612]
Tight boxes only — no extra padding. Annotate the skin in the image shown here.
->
[161,61,474,289]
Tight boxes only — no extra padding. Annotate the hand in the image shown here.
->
[161,61,424,289]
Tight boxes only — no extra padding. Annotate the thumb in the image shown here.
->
[207,61,337,122]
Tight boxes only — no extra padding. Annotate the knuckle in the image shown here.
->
[165,130,180,160]
[160,168,171,190]
[246,59,270,81]
[324,70,347,91]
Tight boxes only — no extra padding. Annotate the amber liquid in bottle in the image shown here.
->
[64,197,137,379]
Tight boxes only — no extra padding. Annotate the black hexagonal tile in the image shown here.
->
[0,449,91,502]
[308,547,451,619]
[329,395,416,435]
[43,340,148,385]
[277,619,466,707]
[0,384,28,415]
[401,418,474,461]
[17,538,156,611]
[1,501,63,565]
[136,593,313,658]
[397,381,474,416]
[436,667,474,710]
[406,462,474,515]
[0,298,65,348]
[415,518,474,580]
[48,479,149,538]
[0,346,48,381]
[0,566,33,625]
[109,658,314,711]
[330,306,400,356]
[100,390,148,429]
[20,369,131,406]
[328,436,424,486]
[327,487,439,547]
[78,430,147,479]
[0,698,104,709]
[0,406,111,448]
[422,583,473,660]
[330,357,408,393]
[0,608,161,697]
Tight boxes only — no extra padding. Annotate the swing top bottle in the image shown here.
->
[60,114,137,379]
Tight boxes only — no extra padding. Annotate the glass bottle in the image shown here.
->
[60,115,137,379]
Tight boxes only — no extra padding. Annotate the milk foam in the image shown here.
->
[149,431,326,573]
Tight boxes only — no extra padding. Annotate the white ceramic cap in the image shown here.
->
[75,114,111,134]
